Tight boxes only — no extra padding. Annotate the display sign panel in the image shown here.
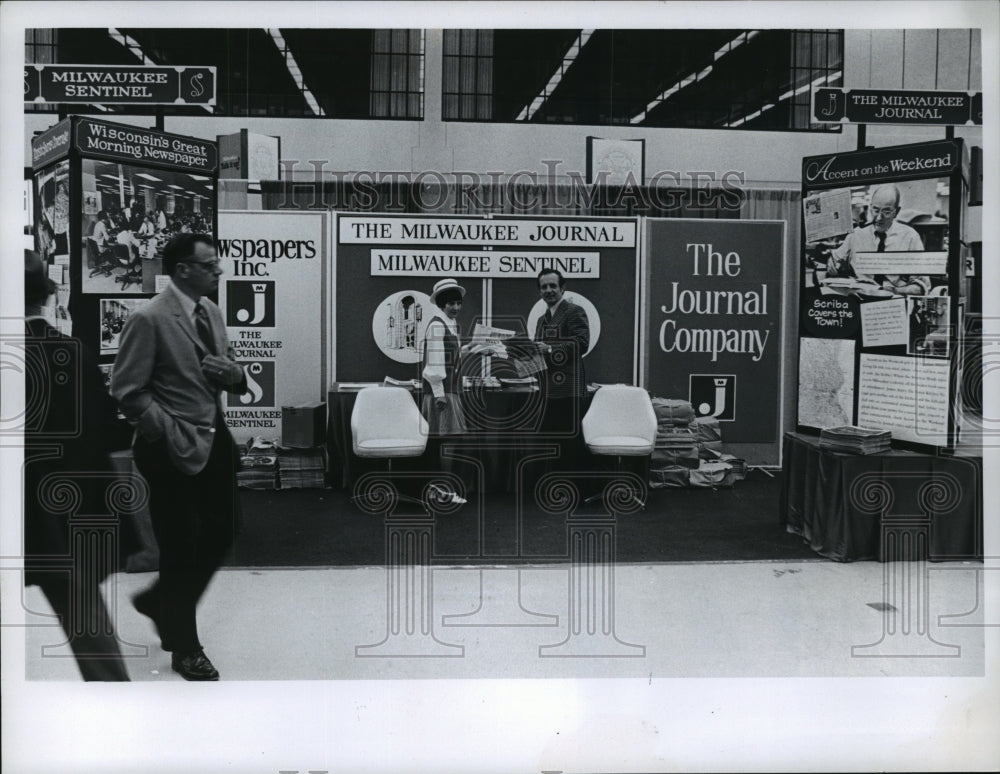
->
[646,219,785,457]
[74,117,218,173]
[218,211,327,444]
[799,140,966,449]
[25,64,216,105]
[30,118,72,170]
[802,139,962,190]
[334,213,639,387]
[813,87,982,126]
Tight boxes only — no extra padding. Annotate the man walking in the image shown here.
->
[111,233,246,680]
[23,250,132,681]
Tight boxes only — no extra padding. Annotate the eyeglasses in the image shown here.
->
[870,207,898,217]
[183,259,222,270]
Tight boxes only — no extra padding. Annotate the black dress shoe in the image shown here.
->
[171,650,220,681]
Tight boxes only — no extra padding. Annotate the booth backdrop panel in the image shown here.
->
[333,262,485,384]
[645,219,785,462]
[780,432,981,562]
[487,217,639,387]
[218,210,327,444]
[332,213,637,385]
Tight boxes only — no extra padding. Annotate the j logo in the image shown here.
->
[689,374,736,421]
[227,280,275,327]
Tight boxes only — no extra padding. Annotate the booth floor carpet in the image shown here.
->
[225,470,818,567]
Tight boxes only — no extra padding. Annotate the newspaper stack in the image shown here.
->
[818,426,892,455]
[278,446,327,489]
[239,436,279,489]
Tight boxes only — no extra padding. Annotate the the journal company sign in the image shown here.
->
[25,65,216,105]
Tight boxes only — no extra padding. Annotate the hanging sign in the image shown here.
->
[73,117,218,173]
[813,87,981,126]
[802,139,962,189]
[25,65,216,105]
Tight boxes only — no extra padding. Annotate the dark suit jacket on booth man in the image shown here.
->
[534,298,590,399]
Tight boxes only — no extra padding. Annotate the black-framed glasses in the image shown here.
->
[183,258,222,270]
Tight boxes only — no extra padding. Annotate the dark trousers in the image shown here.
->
[34,574,130,681]
[132,419,240,653]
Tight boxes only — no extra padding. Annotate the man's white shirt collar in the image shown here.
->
[167,278,199,322]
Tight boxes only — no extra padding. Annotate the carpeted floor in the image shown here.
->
[226,469,819,567]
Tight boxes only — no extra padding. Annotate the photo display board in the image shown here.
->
[333,213,640,386]
[217,211,327,444]
[798,139,968,449]
[645,218,786,465]
[30,116,219,450]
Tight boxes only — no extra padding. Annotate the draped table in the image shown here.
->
[779,432,982,562]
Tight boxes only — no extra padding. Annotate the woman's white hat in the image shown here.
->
[430,277,466,304]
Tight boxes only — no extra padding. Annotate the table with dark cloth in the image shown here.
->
[328,383,587,493]
[780,432,982,562]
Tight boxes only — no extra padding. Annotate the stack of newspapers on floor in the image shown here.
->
[818,426,891,454]
[277,446,327,489]
[238,437,279,489]
[239,437,327,489]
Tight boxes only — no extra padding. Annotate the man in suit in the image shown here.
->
[111,233,247,681]
[533,269,590,469]
[826,183,929,296]
[23,250,131,681]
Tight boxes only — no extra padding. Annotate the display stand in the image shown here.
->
[797,139,972,452]
[30,116,219,399]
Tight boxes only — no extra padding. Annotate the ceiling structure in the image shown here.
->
[26,28,842,131]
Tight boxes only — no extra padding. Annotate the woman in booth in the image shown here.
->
[420,278,472,505]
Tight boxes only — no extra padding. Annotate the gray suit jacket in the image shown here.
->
[111,288,242,475]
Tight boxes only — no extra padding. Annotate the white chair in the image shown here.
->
[581,384,657,508]
[351,386,428,461]
[350,386,428,511]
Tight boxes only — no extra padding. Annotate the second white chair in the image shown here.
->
[581,384,657,508]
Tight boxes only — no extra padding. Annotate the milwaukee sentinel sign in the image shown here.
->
[25,65,216,105]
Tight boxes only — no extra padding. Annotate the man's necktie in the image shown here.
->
[194,302,216,355]
[875,231,887,252]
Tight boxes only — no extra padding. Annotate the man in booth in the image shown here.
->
[533,269,590,469]
[826,183,929,296]
[111,233,247,681]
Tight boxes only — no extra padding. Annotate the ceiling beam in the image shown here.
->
[268,29,326,117]
[629,30,761,125]
[517,29,594,122]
